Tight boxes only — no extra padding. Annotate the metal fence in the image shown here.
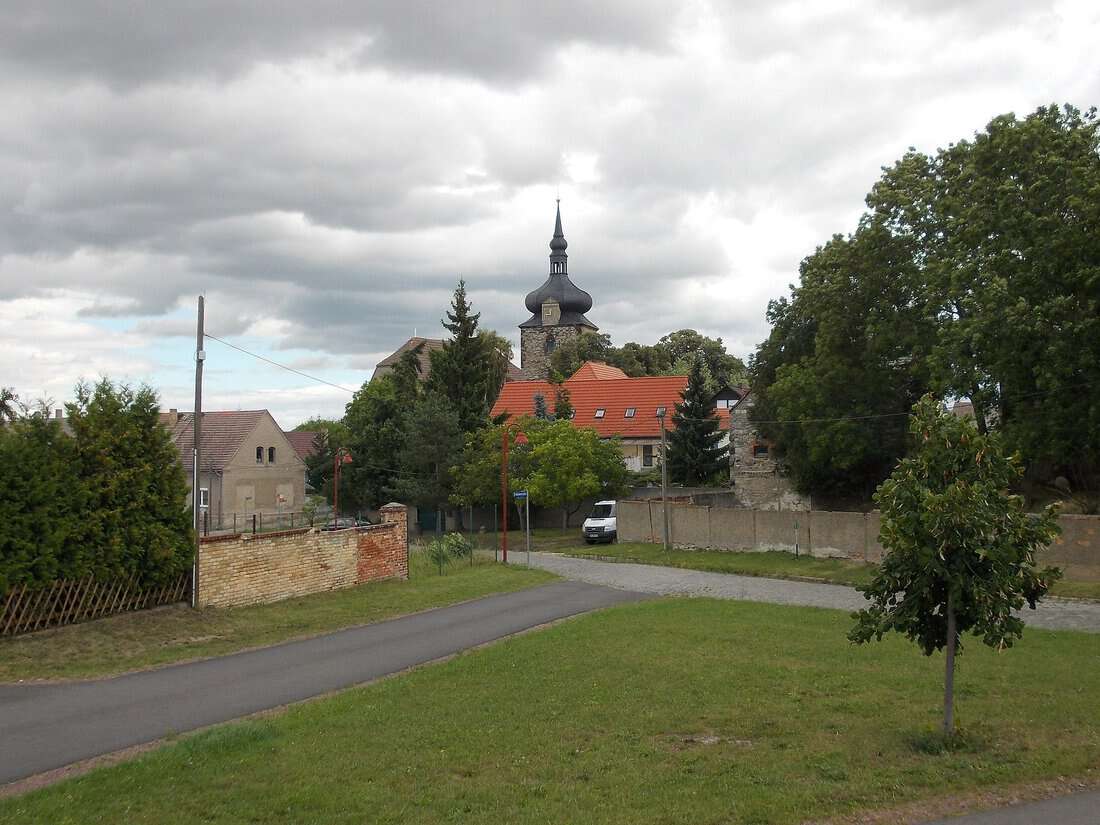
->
[199,510,331,536]
[0,574,190,637]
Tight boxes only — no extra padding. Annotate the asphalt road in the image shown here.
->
[924,790,1100,824]
[0,580,644,785]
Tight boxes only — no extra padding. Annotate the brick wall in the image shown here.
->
[197,503,408,608]
[617,500,1100,577]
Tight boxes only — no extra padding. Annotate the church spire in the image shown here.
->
[549,199,567,273]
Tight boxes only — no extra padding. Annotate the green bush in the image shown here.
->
[0,380,194,596]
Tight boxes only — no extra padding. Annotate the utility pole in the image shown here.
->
[500,430,509,564]
[192,295,205,607]
[658,410,671,552]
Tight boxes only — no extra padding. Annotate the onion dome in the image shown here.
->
[520,201,597,329]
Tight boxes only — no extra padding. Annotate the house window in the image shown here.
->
[642,445,654,467]
[256,446,264,464]
[753,443,770,459]
[625,408,636,418]
[594,408,605,419]
[268,446,276,463]
[715,399,729,409]
[198,488,209,508]
[655,406,667,418]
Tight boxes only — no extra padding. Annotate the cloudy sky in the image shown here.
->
[2,1,1098,427]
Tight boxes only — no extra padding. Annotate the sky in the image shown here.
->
[2,1,1098,428]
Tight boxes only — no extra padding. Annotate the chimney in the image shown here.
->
[54,409,62,419]
[167,408,179,426]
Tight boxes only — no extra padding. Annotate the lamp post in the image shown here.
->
[500,428,528,563]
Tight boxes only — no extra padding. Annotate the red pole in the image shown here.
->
[501,429,509,563]
[333,451,339,526]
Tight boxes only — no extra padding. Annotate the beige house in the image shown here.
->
[164,410,306,527]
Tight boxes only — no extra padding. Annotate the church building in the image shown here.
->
[519,202,598,380]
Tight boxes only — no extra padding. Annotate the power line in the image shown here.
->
[204,332,357,395]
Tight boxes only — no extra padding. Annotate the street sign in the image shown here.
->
[513,490,528,499]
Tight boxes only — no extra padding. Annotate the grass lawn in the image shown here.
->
[2,599,1097,824]
[554,537,1100,601]
[0,552,556,682]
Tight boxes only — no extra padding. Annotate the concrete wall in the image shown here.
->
[617,502,1100,574]
[197,503,408,608]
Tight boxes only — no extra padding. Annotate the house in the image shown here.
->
[371,336,523,384]
[490,362,733,472]
[163,409,307,524]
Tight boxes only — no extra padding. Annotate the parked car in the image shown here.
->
[321,516,369,531]
[582,501,617,544]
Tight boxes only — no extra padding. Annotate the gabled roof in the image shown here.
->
[570,361,629,381]
[371,336,523,383]
[490,363,731,439]
[167,410,297,472]
[285,430,322,460]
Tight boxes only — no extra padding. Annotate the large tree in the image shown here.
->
[339,375,410,511]
[850,396,1061,735]
[867,104,1100,490]
[667,355,729,485]
[388,392,464,519]
[750,223,933,498]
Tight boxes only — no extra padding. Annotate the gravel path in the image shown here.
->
[509,552,1100,633]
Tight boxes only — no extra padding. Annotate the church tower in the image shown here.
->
[519,202,598,379]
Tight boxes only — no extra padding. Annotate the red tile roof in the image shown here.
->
[285,430,322,460]
[491,363,730,439]
[570,361,629,381]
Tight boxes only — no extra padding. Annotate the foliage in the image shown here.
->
[520,420,629,529]
[0,379,194,596]
[751,223,932,497]
[425,535,453,575]
[0,386,18,423]
[548,328,745,385]
[532,392,551,421]
[752,104,1100,499]
[553,386,574,420]
[667,355,729,485]
[388,393,464,513]
[850,395,1061,733]
[0,412,79,594]
[337,376,409,511]
[424,533,474,574]
[426,280,509,433]
[450,418,543,509]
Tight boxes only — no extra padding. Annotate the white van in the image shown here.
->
[582,500,617,544]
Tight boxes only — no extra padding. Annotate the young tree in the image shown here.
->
[389,392,464,520]
[667,355,729,485]
[520,420,628,530]
[532,392,551,421]
[850,396,1061,735]
[553,386,574,421]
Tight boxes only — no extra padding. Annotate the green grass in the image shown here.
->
[0,552,556,682]
[555,537,1100,601]
[2,599,1097,824]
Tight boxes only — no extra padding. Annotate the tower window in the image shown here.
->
[545,336,556,354]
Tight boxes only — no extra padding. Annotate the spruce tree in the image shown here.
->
[553,387,574,420]
[427,280,492,433]
[532,392,551,421]
[667,355,729,485]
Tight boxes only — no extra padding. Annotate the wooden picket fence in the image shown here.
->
[0,574,190,637]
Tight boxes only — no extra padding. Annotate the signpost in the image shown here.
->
[514,490,530,567]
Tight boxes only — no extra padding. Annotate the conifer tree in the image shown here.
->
[532,392,551,421]
[428,280,493,433]
[667,355,729,485]
[553,386,574,420]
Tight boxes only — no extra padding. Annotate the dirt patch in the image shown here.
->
[805,772,1099,825]
[659,732,753,752]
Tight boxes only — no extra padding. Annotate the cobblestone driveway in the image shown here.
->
[509,552,1100,633]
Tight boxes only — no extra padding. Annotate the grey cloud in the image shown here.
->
[0,1,671,88]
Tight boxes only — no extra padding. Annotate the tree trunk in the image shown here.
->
[562,508,568,532]
[943,589,957,736]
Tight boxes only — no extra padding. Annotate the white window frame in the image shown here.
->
[198,487,210,508]
[594,408,606,419]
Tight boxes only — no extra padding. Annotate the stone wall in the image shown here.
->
[197,503,408,608]
[519,324,584,380]
[728,394,811,510]
[617,500,1100,576]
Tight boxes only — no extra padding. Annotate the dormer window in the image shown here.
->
[624,408,636,418]
[656,406,667,418]
[569,409,576,419]
[594,408,605,419]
